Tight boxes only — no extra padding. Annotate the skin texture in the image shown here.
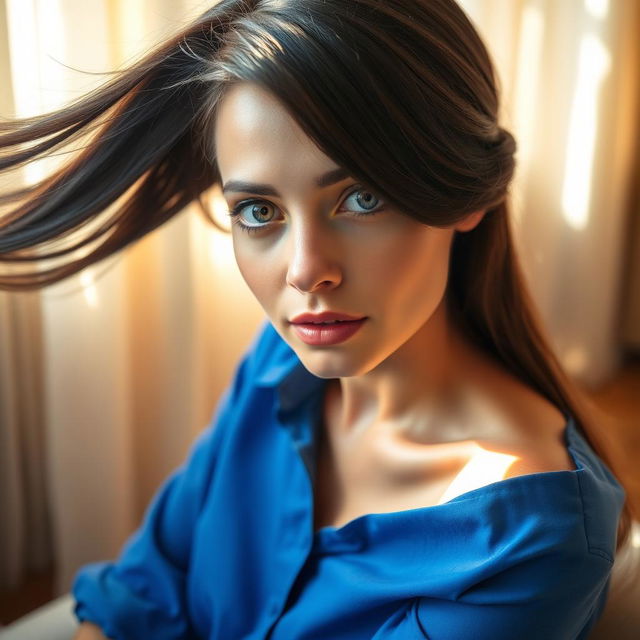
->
[215,82,484,434]
[214,83,573,526]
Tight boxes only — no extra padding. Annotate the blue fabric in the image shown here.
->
[72,319,625,639]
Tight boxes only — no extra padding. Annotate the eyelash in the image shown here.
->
[227,186,385,235]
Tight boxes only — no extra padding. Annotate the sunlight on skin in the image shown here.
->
[364,380,523,503]
[437,445,519,504]
[430,380,522,504]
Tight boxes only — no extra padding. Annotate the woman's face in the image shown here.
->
[214,83,477,379]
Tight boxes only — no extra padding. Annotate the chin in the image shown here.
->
[295,349,376,380]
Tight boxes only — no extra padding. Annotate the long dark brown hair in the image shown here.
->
[0,0,630,545]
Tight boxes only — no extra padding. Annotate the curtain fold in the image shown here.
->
[460,0,640,386]
[0,0,51,592]
[0,291,51,590]
[0,0,638,598]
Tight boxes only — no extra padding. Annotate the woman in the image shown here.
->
[0,1,629,638]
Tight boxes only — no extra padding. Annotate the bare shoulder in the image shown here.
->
[496,401,576,479]
[459,349,576,479]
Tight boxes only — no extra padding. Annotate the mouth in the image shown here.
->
[289,311,367,324]
[289,317,367,346]
[297,320,356,325]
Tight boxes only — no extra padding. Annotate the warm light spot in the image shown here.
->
[561,33,611,230]
[209,185,233,232]
[207,227,235,271]
[6,0,39,118]
[190,186,234,272]
[201,185,235,271]
[438,445,519,504]
[80,270,99,309]
[512,4,545,198]
[563,345,589,377]
[6,0,42,186]
[585,0,609,20]
[6,0,68,185]
[247,31,285,61]
[114,0,145,64]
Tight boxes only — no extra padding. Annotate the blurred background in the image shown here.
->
[0,0,639,626]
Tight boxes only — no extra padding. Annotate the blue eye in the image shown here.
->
[341,188,383,214]
[228,202,278,234]
[228,186,385,234]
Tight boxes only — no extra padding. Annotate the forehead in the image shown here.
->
[214,83,336,182]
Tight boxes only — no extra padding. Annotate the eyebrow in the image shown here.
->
[221,167,351,197]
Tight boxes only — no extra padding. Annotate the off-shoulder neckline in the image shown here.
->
[313,413,585,537]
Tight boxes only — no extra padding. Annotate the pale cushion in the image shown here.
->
[0,593,77,640]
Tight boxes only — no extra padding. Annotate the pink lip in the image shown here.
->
[290,318,367,346]
[290,311,366,324]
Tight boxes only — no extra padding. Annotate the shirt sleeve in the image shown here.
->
[371,546,614,640]
[71,348,253,640]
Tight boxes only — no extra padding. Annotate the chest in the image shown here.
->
[311,374,570,533]
[311,387,475,532]
[312,444,467,532]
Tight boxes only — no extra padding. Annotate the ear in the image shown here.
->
[452,209,486,233]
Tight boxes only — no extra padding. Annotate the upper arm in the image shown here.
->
[371,549,613,640]
[415,554,612,640]
[71,345,255,639]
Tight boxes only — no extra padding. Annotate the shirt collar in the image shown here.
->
[255,353,328,415]
[255,357,300,387]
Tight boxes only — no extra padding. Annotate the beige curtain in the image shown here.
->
[0,0,51,591]
[0,0,266,596]
[459,0,640,385]
[0,0,638,598]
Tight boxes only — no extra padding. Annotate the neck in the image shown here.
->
[330,297,479,442]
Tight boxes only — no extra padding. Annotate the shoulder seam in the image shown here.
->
[575,468,615,563]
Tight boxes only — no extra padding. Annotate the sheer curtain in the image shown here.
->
[0,0,638,598]
[0,0,266,596]
[460,0,640,385]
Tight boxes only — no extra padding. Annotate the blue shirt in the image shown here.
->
[72,320,624,639]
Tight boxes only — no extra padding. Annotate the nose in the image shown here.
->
[285,217,342,294]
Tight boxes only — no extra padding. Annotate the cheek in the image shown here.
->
[232,239,276,305]
[355,225,452,305]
